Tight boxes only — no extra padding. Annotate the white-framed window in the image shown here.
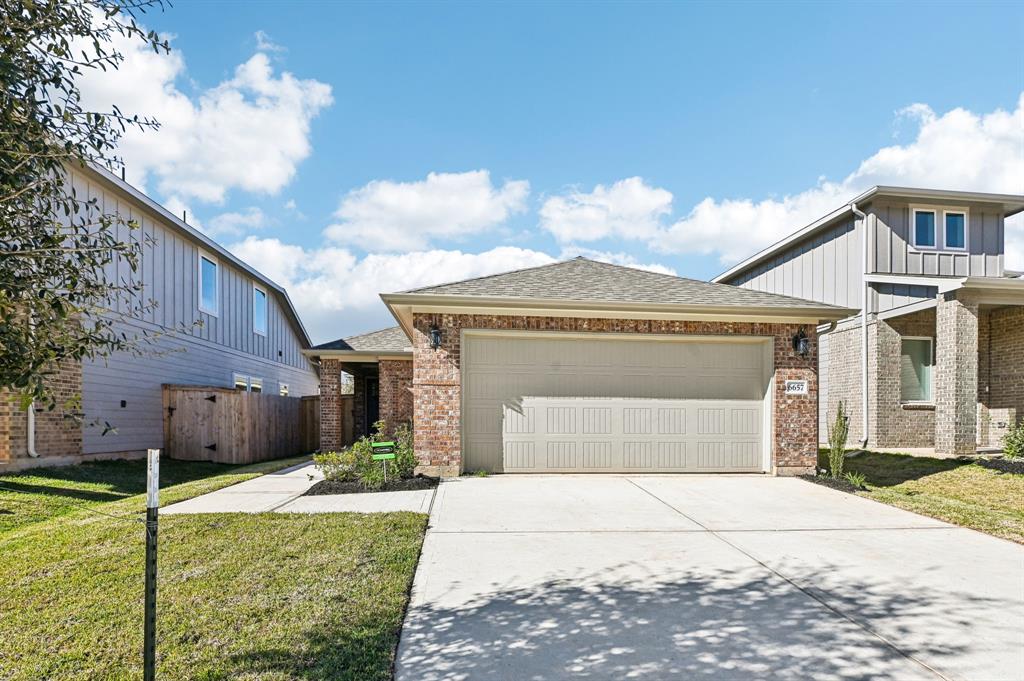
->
[900,337,933,403]
[911,208,937,249]
[944,210,968,251]
[253,284,268,336]
[279,383,289,397]
[910,205,969,252]
[198,250,219,315]
[232,373,264,393]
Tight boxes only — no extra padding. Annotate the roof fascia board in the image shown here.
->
[301,349,412,360]
[381,293,854,323]
[711,204,853,283]
[865,273,954,288]
[79,163,312,347]
[860,186,1024,215]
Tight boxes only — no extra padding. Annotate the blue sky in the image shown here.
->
[86,1,1024,342]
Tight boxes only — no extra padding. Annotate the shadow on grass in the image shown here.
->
[391,562,985,681]
[818,450,967,488]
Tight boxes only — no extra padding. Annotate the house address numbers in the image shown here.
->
[784,380,809,395]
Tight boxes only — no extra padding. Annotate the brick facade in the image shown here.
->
[935,292,980,456]
[978,306,1024,448]
[875,310,936,447]
[0,359,83,468]
[379,359,414,432]
[411,313,819,477]
[319,358,344,451]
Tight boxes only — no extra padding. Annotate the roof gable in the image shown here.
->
[404,257,839,310]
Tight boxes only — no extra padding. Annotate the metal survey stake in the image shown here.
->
[144,449,159,681]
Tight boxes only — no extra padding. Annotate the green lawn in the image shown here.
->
[818,450,1024,544]
[0,457,427,680]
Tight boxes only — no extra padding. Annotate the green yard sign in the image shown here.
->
[371,452,396,461]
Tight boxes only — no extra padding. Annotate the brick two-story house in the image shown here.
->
[714,186,1024,456]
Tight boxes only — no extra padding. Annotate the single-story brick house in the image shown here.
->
[306,258,853,476]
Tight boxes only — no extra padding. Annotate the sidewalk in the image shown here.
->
[162,461,434,515]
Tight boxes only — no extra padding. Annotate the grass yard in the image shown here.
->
[0,457,427,680]
[818,450,1024,544]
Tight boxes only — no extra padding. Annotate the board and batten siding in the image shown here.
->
[869,201,1004,279]
[69,168,319,455]
[729,215,862,310]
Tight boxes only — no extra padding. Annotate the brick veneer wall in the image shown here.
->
[875,310,936,447]
[935,292,980,456]
[319,358,343,451]
[379,359,413,432]
[824,323,864,447]
[0,359,83,465]
[978,306,1024,448]
[411,313,819,476]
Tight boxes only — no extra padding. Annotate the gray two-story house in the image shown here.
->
[0,164,319,470]
[714,186,1024,456]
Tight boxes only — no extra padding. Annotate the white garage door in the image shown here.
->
[461,332,772,473]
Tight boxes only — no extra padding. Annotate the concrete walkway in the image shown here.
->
[397,475,1024,681]
[162,461,434,515]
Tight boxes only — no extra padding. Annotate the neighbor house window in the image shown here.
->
[912,209,936,249]
[233,373,263,393]
[279,383,289,397]
[900,337,933,403]
[253,284,268,335]
[198,251,218,315]
[944,211,967,250]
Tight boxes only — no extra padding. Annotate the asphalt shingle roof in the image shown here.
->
[311,326,410,353]
[403,257,842,310]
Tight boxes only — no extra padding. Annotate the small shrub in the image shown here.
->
[1004,421,1024,460]
[313,450,358,482]
[334,419,419,490]
[845,471,867,489]
[827,401,850,479]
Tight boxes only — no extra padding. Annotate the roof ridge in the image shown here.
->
[402,256,582,294]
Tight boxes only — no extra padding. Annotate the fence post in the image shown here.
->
[144,448,159,681]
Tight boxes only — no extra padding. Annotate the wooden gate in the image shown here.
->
[163,385,318,464]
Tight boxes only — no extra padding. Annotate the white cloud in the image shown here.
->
[558,246,677,276]
[228,239,555,341]
[540,177,672,242]
[76,29,332,204]
[206,207,268,238]
[254,30,286,53]
[324,171,530,251]
[660,94,1024,266]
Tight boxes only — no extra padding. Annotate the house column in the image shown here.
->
[935,291,979,456]
[319,358,343,452]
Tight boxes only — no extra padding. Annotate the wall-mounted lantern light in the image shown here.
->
[792,328,810,358]
[429,324,443,350]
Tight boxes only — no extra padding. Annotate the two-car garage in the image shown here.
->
[461,331,773,473]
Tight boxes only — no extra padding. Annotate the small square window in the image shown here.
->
[900,338,933,402]
[233,373,249,391]
[279,384,289,397]
[913,210,936,248]
[945,212,966,250]
[249,377,263,394]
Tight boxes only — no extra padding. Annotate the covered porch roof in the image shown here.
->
[302,325,412,362]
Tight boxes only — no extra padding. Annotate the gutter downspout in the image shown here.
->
[851,202,870,447]
[27,401,39,457]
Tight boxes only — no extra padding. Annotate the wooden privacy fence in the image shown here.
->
[163,385,320,464]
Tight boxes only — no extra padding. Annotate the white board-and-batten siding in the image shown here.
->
[70,168,319,455]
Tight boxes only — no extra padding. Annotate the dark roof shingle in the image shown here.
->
[311,326,410,353]
[404,257,841,310]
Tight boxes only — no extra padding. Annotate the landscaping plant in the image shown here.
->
[315,420,418,490]
[1004,420,1024,460]
[827,401,850,479]
[844,471,867,490]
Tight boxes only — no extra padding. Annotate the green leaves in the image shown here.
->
[0,0,168,410]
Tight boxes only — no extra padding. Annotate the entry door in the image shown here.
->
[461,332,772,473]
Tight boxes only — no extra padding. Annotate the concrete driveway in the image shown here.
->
[397,475,1024,681]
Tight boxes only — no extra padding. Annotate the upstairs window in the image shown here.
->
[253,285,268,335]
[945,211,967,250]
[900,337,933,403]
[912,209,936,249]
[198,251,218,315]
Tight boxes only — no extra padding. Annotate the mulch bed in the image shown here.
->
[976,458,1024,475]
[800,475,863,493]
[304,475,439,496]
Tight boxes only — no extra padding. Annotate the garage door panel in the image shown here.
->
[464,334,770,473]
